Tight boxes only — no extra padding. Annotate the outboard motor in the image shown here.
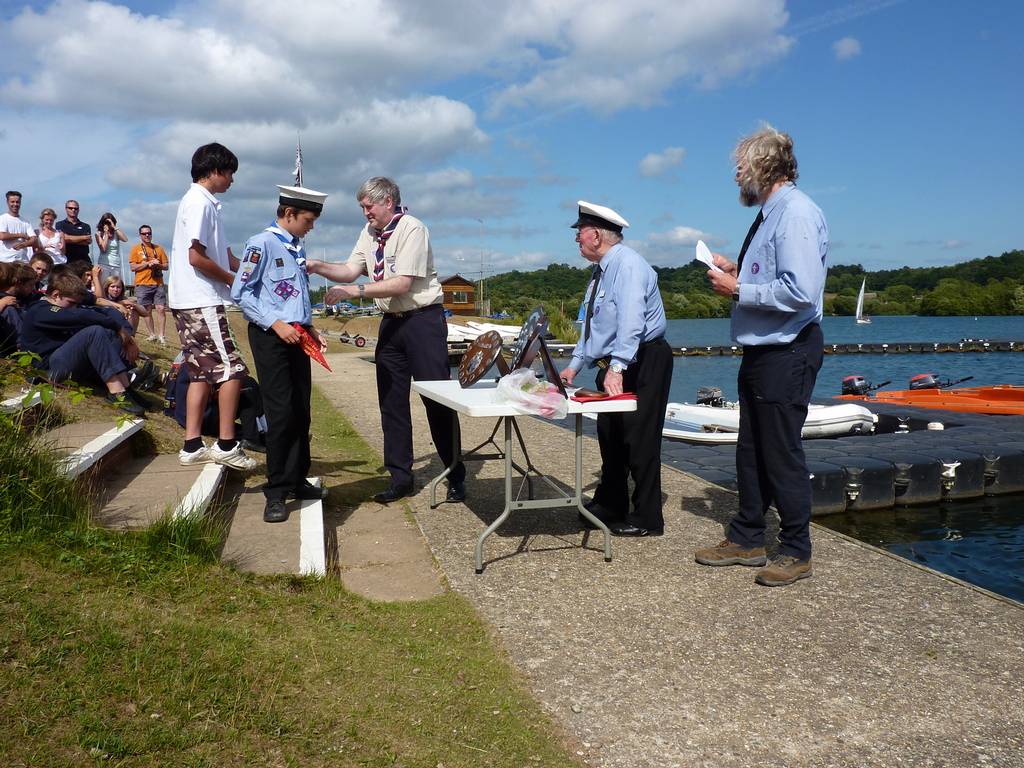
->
[842,375,870,396]
[696,386,724,407]
[909,373,940,390]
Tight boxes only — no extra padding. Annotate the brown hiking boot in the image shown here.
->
[754,556,813,586]
[694,539,767,567]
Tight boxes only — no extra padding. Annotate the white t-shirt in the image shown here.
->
[0,213,36,263]
[169,183,231,309]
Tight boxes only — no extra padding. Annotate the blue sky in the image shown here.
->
[0,0,1020,283]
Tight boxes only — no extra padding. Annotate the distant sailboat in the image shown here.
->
[855,278,872,324]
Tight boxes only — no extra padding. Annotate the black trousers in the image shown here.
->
[728,323,823,560]
[593,337,673,531]
[376,305,464,488]
[248,324,312,501]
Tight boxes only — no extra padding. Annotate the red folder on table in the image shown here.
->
[571,389,637,403]
[292,323,332,372]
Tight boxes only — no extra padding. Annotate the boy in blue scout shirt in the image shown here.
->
[231,185,329,523]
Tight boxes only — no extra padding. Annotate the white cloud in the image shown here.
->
[647,226,717,248]
[833,36,862,61]
[639,147,686,178]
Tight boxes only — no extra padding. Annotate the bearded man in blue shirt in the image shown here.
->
[560,201,673,537]
[695,126,828,587]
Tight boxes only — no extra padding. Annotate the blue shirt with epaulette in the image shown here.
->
[569,242,667,371]
[732,183,828,346]
[231,223,311,329]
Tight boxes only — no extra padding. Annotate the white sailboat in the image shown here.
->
[855,278,872,324]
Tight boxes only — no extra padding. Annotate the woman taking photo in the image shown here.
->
[36,208,65,264]
[95,212,128,282]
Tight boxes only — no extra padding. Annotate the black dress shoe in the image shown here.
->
[446,480,466,502]
[609,521,663,537]
[264,498,289,523]
[241,439,267,454]
[291,481,327,501]
[578,499,624,529]
[372,484,413,504]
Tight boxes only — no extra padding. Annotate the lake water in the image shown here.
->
[566,315,1024,403]
[556,316,1024,603]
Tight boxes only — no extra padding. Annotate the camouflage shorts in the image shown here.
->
[172,305,249,384]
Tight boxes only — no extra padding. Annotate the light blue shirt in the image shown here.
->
[231,223,311,329]
[569,242,667,371]
[732,183,828,346]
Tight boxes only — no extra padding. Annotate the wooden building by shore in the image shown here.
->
[441,274,476,316]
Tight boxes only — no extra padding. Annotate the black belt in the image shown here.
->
[383,304,441,319]
[594,336,665,369]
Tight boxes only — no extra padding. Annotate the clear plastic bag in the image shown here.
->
[496,368,568,419]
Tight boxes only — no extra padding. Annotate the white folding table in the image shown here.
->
[411,379,637,573]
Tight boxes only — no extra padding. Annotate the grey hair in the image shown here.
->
[733,124,798,200]
[356,176,401,206]
[599,229,624,245]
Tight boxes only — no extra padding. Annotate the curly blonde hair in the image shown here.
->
[733,124,799,203]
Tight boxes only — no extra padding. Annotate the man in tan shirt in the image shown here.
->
[308,176,464,504]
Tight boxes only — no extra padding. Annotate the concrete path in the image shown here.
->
[316,352,1024,768]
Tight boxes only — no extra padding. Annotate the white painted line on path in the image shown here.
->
[299,476,326,576]
[173,463,225,519]
[61,419,144,478]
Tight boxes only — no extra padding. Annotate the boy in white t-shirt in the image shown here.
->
[169,142,256,471]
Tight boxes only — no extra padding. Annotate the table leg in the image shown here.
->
[574,413,612,562]
[428,411,459,509]
[475,416,514,574]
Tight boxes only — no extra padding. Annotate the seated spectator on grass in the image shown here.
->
[0,262,40,355]
[29,252,53,291]
[17,272,145,415]
[163,353,267,453]
[92,267,148,332]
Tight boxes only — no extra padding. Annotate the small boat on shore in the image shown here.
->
[662,401,875,444]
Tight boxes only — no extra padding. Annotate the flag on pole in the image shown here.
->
[293,136,303,187]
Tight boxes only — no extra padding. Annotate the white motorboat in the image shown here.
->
[663,401,876,444]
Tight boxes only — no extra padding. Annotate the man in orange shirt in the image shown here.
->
[129,224,169,343]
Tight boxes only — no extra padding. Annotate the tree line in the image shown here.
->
[483,249,1024,320]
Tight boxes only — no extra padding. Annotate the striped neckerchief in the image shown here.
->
[266,223,306,271]
[373,207,407,281]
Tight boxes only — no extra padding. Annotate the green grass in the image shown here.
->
[0,381,584,768]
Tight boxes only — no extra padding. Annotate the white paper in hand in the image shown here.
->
[695,240,722,272]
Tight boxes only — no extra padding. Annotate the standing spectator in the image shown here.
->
[169,142,256,471]
[695,125,828,587]
[0,191,37,264]
[95,212,128,282]
[36,208,65,264]
[307,176,466,504]
[57,200,92,267]
[129,224,169,343]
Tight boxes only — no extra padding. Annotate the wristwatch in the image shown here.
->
[358,284,365,299]
[610,361,626,374]
[731,285,740,302]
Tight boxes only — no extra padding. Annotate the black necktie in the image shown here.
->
[736,210,764,271]
[584,265,602,342]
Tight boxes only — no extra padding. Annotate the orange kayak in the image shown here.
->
[837,385,1024,415]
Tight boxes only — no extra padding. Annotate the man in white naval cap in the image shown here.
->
[560,201,672,536]
[231,184,329,523]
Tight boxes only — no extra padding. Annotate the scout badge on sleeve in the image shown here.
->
[292,323,331,372]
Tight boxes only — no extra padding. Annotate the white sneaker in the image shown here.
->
[157,336,167,345]
[145,334,158,342]
[209,442,258,471]
[179,444,212,465]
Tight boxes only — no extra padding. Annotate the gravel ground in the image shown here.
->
[315,353,1024,768]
